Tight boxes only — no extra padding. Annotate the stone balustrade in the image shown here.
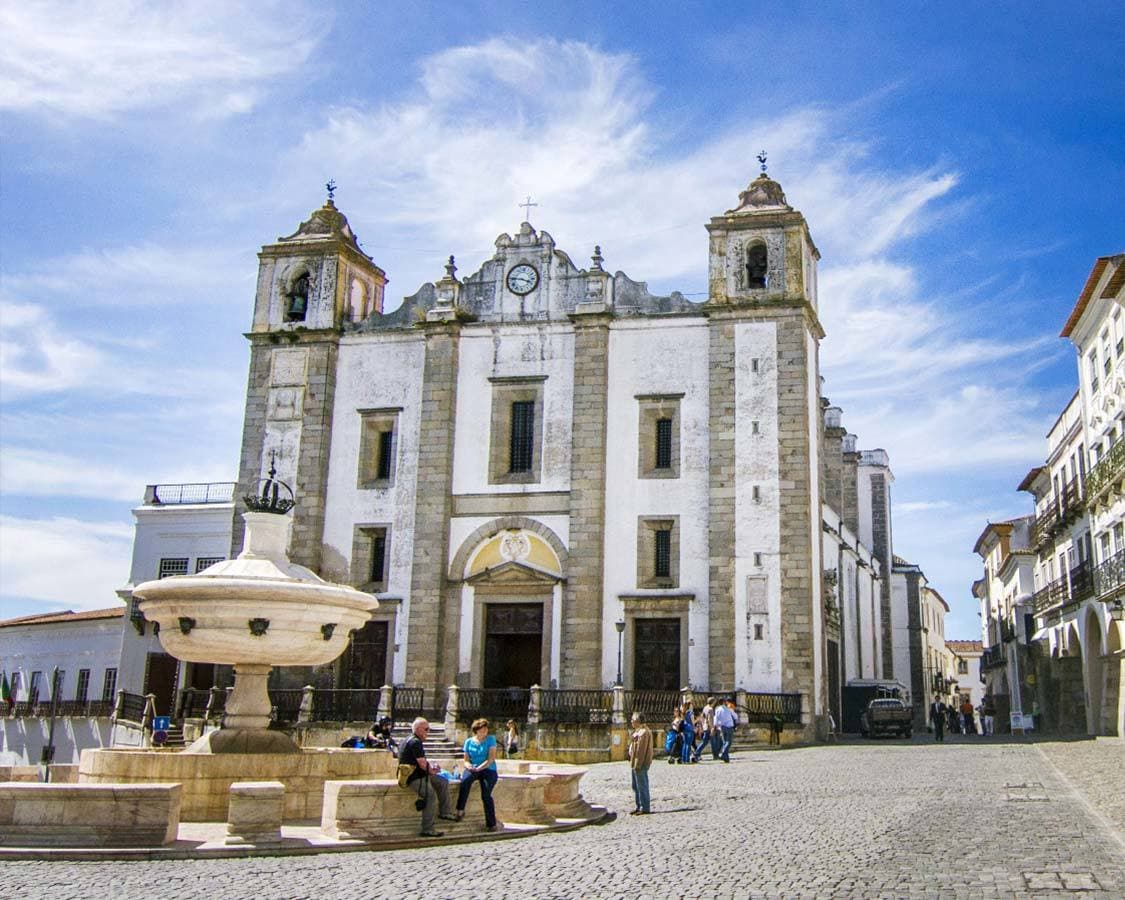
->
[0,782,181,847]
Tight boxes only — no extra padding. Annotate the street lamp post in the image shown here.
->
[615,620,626,687]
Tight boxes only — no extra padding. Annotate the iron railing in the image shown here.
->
[1086,439,1125,502]
[455,688,529,724]
[270,689,304,724]
[1032,577,1068,615]
[1032,503,1059,549]
[117,691,148,724]
[981,645,1005,670]
[4,699,114,718]
[147,482,236,505]
[538,689,614,724]
[180,688,211,719]
[311,688,381,723]
[390,686,425,723]
[1093,548,1125,600]
[624,690,682,722]
[740,692,803,724]
[1058,476,1085,522]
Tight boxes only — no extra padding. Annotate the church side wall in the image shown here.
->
[602,319,711,687]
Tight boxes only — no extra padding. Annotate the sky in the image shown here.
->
[1,1,1122,642]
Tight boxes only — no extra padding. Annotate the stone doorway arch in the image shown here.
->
[1106,619,1124,736]
[1083,609,1105,735]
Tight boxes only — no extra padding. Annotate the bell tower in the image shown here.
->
[703,161,829,734]
[232,190,386,571]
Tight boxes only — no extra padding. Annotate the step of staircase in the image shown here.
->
[391,724,462,761]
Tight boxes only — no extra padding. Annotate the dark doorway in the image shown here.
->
[345,620,390,689]
[144,652,179,716]
[187,663,215,690]
[634,618,680,690]
[484,603,543,688]
[827,639,841,731]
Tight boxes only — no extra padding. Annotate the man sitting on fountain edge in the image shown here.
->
[399,717,456,837]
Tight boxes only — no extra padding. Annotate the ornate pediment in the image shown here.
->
[728,173,791,214]
[279,199,362,250]
[464,560,562,585]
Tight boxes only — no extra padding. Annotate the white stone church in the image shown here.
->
[229,170,906,738]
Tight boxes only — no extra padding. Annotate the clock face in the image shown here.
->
[506,263,539,295]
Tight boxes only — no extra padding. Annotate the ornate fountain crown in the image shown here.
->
[243,455,295,515]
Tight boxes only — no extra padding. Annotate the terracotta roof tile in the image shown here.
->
[0,606,125,628]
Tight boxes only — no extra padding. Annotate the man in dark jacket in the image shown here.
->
[929,698,947,742]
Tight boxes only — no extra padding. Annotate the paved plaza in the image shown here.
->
[3,737,1122,899]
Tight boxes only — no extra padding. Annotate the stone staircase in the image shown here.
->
[391,724,462,763]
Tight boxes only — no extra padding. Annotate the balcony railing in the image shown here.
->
[311,688,381,723]
[146,482,236,505]
[981,645,1006,670]
[740,692,803,725]
[1032,503,1060,549]
[1086,439,1125,504]
[624,689,682,721]
[1058,476,1085,522]
[1093,548,1125,600]
[1032,577,1068,615]
[117,691,148,725]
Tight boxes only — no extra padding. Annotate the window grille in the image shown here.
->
[101,668,117,703]
[376,429,394,480]
[76,669,90,704]
[655,418,673,469]
[509,400,535,473]
[654,529,672,578]
[195,556,224,573]
[159,558,189,578]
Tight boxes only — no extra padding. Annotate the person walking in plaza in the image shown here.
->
[504,719,520,758]
[627,711,653,815]
[455,718,502,832]
[399,717,457,837]
[680,699,696,763]
[960,698,975,735]
[981,696,995,736]
[929,698,947,742]
[667,707,684,763]
[714,696,737,762]
[690,705,708,762]
[699,696,719,760]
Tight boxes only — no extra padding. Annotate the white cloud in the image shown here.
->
[0,1,327,119]
[5,242,252,307]
[0,301,106,394]
[0,515,133,611]
[0,448,145,502]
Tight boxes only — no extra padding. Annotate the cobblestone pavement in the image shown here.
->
[4,738,1123,899]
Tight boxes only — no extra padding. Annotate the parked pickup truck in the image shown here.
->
[860,698,913,738]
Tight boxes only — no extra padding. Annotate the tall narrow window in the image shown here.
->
[655,418,673,470]
[29,671,42,705]
[101,668,118,703]
[75,669,90,704]
[654,528,672,578]
[376,429,394,480]
[370,530,387,585]
[509,400,535,473]
[746,242,768,289]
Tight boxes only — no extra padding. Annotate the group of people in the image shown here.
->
[395,716,520,838]
[665,696,739,764]
[626,697,741,816]
[928,696,996,740]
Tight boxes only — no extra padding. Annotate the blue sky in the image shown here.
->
[1,2,1122,642]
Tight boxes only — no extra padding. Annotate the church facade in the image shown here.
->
[231,171,886,737]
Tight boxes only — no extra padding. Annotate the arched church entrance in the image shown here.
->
[451,519,566,689]
[1058,623,1086,733]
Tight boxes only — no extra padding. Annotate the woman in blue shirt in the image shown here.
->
[455,717,501,831]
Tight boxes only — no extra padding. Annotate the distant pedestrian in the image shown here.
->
[929,698,947,742]
[701,696,720,760]
[982,697,995,735]
[628,712,653,815]
[504,719,520,758]
[681,699,696,763]
[714,697,737,762]
[960,699,975,735]
[667,707,684,764]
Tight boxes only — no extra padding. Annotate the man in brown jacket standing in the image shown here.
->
[628,711,653,815]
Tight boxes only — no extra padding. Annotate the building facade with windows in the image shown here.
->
[115,482,235,717]
[228,171,897,738]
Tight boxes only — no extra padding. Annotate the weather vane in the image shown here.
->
[519,195,538,223]
[757,151,768,174]
[326,179,337,201]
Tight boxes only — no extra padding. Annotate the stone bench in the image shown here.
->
[320,773,555,841]
[226,781,284,846]
[526,764,600,820]
[0,782,182,847]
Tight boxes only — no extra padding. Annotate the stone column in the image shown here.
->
[707,312,738,691]
[562,309,612,688]
[377,684,393,722]
[297,685,315,724]
[444,685,459,734]
[406,322,462,698]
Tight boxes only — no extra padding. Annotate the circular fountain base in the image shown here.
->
[185,728,301,755]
